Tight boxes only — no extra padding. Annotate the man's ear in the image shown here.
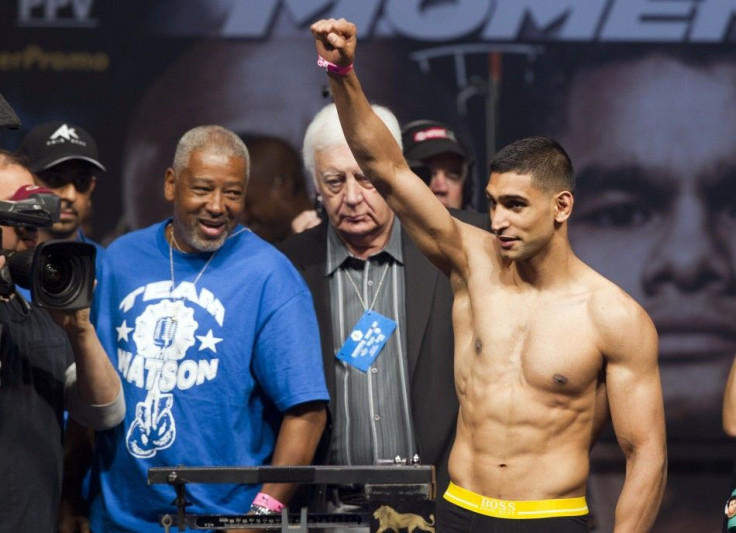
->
[554,190,574,223]
[163,168,176,201]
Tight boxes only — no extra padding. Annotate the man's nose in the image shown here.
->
[56,181,78,201]
[206,191,225,214]
[343,178,363,205]
[430,173,449,193]
[642,195,735,294]
[490,207,508,234]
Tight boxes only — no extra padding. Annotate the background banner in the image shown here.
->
[2,1,735,530]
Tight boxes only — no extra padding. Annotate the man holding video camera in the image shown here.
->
[0,148,125,533]
[17,118,110,533]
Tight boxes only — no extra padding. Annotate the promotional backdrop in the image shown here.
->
[2,1,735,531]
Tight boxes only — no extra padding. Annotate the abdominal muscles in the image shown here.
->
[449,346,597,500]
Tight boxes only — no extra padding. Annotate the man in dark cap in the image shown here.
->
[18,121,105,251]
[401,119,473,210]
[18,121,107,533]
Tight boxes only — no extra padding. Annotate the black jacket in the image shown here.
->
[278,209,489,495]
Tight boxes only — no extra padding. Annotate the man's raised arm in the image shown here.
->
[310,18,464,274]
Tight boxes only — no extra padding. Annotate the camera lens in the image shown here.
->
[40,254,75,295]
[21,240,96,310]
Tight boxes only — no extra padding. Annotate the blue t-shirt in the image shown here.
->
[89,220,328,533]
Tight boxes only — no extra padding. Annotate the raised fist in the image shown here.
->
[310,18,357,68]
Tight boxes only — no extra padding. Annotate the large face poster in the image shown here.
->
[2,1,735,531]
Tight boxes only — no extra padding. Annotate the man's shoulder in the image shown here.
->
[105,224,158,252]
[3,296,71,344]
[277,223,327,263]
[582,266,655,344]
[77,230,106,251]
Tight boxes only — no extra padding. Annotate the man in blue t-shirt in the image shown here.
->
[88,124,329,532]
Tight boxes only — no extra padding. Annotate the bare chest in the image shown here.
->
[460,288,603,394]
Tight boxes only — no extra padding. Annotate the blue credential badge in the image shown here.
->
[337,310,397,372]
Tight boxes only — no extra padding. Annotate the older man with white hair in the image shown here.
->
[279,104,488,527]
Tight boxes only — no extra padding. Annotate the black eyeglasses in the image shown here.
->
[36,169,95,193]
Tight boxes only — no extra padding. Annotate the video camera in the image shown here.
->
[0,190,96,310]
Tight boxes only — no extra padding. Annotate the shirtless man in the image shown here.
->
[310,18,666,533]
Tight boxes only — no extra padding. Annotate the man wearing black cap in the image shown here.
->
[18,121,105,251]
[18,121,107,533]
[402,119,473,210]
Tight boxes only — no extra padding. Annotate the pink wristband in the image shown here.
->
[317,54,353,75]
[253,491,286,513]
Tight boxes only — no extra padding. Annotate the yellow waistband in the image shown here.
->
[443,482,588,520]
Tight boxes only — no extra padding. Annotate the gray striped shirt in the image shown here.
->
[326,219,416,466]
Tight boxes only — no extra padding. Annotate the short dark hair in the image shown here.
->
[490,136,575,194]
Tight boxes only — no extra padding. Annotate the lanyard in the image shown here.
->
[167,223,246,291]
[344,262,390,312]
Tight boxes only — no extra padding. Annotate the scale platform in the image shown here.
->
[148,464,436,532]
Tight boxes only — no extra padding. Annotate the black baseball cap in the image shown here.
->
[18,121,105,173]
[402,120,467,162]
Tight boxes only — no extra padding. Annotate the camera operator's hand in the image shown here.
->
[48,306,93,335]
[47,301,122,409]
[47,279,98,335]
